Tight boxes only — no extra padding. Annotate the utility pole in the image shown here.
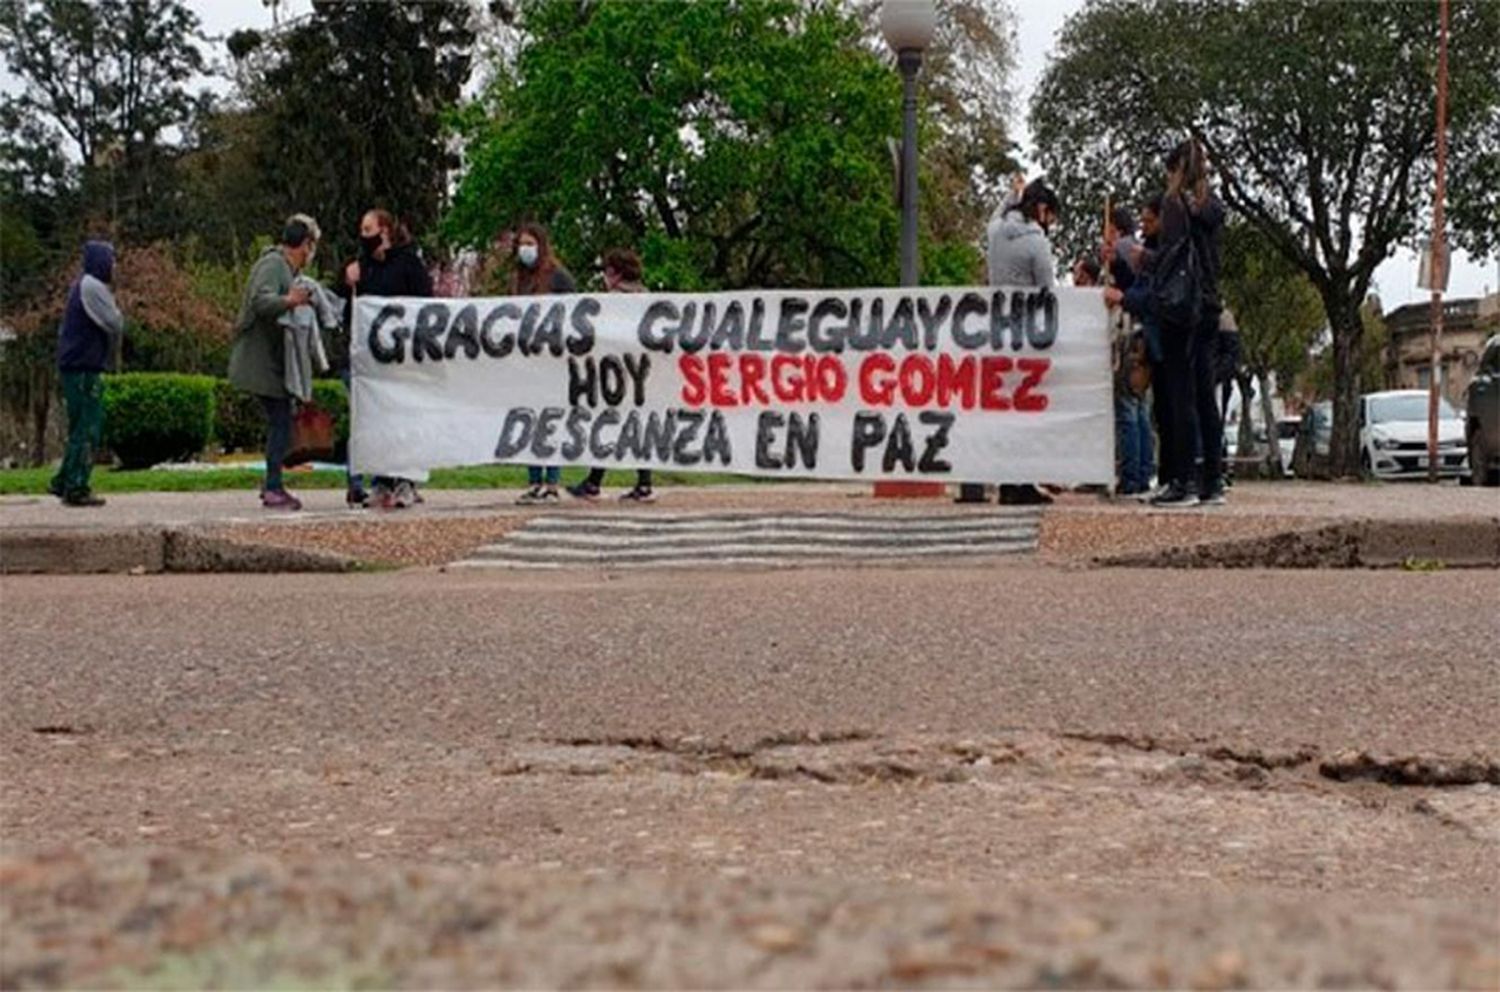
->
[1426,0,1449,483]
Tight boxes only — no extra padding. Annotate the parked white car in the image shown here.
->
[1359,390,1469,480]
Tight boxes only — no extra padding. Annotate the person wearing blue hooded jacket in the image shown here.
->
[49,241,125,507]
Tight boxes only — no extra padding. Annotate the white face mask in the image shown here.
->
[518,244,539,268]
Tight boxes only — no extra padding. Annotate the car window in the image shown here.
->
[1369,394,1459,423]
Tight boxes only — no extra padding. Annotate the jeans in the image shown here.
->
[260,395,292,493]
[1115,391,1154,493]
[527,465,560,486]
[584,466,652,489]
[51,371,103,498]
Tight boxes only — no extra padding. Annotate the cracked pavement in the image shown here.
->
[2,563,1498,988]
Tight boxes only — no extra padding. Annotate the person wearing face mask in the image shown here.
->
[229,216,317,510]
[342,209,434,509]
[509,222,577,504]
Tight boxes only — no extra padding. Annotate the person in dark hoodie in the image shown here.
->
[49,240,125,507]
[229,217,316,510]
[343,209,434,509]
[969,178,1060,506]
[1131,139,1227,508]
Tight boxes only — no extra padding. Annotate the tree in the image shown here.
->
[0,0,209,237]
[226,0,477,267]
[446,0,912,291]
[1220,224,1323,476]
[1031,0,1500,476]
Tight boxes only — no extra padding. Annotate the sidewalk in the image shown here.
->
[2,480,1496,572]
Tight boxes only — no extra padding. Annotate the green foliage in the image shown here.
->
[229,1,477,267]
[1220,224,1323,389]
[212,380,263,453]
[102,372,216,468]
[1031,0,1500,476]
[310,378,350,452]
[447,0,906,289]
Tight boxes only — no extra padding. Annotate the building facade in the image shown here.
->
[1385,292,1500,405]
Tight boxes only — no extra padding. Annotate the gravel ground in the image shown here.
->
[3,845,1496,991]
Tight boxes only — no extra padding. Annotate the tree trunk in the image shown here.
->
[29,366,52,468]
[1236,371,1257,459]
[1258,371,1283,478]
[1324,290,1364,478]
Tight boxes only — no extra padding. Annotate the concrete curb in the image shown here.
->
[1097,517,1500,569]
[1,526,357,575]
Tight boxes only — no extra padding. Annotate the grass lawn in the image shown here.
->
[0,464,771,495]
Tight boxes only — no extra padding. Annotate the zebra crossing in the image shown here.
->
[449,508,1043,570]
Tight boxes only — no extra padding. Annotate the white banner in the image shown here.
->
[350,287,1113,484]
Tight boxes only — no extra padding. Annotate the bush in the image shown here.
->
[310,378,350,461]
[213,380,264,453]
[103,373,217,469]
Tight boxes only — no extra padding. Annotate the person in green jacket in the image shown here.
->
[228,217,316,510]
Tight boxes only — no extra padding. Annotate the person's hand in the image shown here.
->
[345,260,360,287]
[1103,287,1125,307]
[286,285,311,308]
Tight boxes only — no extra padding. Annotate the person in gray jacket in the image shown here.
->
[227,217,316,510]
[961,179,1060,506]
[50,240,125,506]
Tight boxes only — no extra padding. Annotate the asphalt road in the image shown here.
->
[3,566,1496,755]
[3,564,1498,988]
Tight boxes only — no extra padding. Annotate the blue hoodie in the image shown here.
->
[57,241,124,372]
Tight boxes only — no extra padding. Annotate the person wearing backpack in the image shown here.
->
[1131,140,1224,507]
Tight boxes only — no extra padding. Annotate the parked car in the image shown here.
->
[1359,389,1468,480]
[1465,334,1500,486]
[1275,417,1300,476]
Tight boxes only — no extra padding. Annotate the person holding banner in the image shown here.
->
[511,223,578,504]
[344,209,434,509]
[975,178,1061,506]
[567,247,657,503]
[228,217,317,511]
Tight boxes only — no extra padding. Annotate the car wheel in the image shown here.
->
[1472,427,1500,487]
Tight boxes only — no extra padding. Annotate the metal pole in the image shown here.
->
[1427,0,1449,483]
[898,49,922,287]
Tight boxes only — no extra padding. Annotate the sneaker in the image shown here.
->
[61,492,106,508]
[389,479,417,509]
[346,485,368,508]
[567,481,601,501]
[541,486,561,502]
[1199,483,1227,506]
[47,478,65,499]
[999,484,1054,506]
[516,484,547,505]
[1137,483,1170,504]
[262,489,303,511]
[1150,483,1199,509]
[620,486,656,503]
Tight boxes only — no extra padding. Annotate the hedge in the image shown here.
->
[103,373,218,469]
[103,374,351,466]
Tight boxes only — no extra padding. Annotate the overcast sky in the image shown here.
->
[13,0,1498,304]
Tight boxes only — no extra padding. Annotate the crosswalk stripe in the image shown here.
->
[448,509,1042,570]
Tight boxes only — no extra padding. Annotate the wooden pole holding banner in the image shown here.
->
[1426,0,1449,483]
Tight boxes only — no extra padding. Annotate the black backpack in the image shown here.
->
[1150,196,1203,331]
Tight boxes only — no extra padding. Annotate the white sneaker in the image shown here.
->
[516,485,546,505]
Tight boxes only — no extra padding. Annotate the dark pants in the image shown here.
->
[527,465,560,486]
[584,466,652,489]
[340,369,363,495]
[1159,323,1198,491]
[51,371,103,498]
[1115,390,1154,493]
[1193,310,1224,491]
[261,395,292,493]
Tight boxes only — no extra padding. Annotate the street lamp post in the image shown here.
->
[882,0,935,289]
[877,1,941,501]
